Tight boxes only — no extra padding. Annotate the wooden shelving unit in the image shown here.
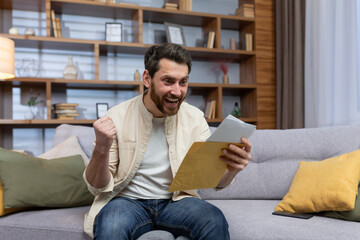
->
[0,0,277,150]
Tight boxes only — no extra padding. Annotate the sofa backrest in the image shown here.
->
[53,124,95,159]
[54,124,360,200]
[199,124,360,200]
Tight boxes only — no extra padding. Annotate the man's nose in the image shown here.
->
[170,83,181,97]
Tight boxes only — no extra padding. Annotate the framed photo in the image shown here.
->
[96,103,109,119]
[164,22,186,46]
[105,23,122,42]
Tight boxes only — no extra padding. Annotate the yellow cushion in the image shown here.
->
[275,149,360,213]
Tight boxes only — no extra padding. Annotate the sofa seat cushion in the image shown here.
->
[0,207,92,240]
[1,200,359,240]
[208,199,360,240]
[0,207,186,240]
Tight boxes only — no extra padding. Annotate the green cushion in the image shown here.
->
[318,184,360,222]
[0,147,93,209]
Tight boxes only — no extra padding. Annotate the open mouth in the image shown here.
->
[164,98,180,109]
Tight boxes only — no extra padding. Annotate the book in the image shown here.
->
[207,31,215,49]
[246,33,253,51]
[164,3,178,9]
[54,106,76,110]
[210,100,216,119]
[54,109,78,114]
[181,0,192,11]
[235,3,255,17]
[187,0,192,11]
[54,103,79,107]
[204,100,213,119]
[56,113,80,117]
[240,33,253,51]
[204,100,216,119]
[55,18,62,38]
[51,10,58,38]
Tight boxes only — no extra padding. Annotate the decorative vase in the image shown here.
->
[24,106,35,119]
[63,56,78,79]
[134,69,141,82]
[222,74,229,84]
[231,102,241,118]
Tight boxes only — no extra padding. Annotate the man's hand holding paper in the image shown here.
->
[217,137,252,189]
[169,115,255,192]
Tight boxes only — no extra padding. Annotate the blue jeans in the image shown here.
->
[94,197,229,240]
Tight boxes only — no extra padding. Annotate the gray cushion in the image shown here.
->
[0,207,91,240]
[208,199,360,240]
[53,124,95,159]
[200,124,360,200]
[0,207,188,240]
[138,230,175,240]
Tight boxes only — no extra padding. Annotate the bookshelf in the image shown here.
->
[0,0,276,151]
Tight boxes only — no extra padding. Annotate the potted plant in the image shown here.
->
[25,93,43,119]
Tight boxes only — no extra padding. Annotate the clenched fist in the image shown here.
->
[93,116,117,153]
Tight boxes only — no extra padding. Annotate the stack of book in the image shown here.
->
[235,3,255,18]
[204,31,215,49]
[240,33,253,51]
[180,0,192,11]
[204,100,216,120]
[53,103,79,120]
[164,3,178,10]
[51,10,62,38]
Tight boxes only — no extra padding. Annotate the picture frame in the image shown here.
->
[96,103,109,119]
[105,23,122,42]
[164,22,186,46]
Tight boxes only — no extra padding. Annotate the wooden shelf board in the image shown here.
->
[1,0,45,12]
[0,119,95,125]
[0,118,257,125]
[206,118,223,123]
[48,0,254,28]
[0,33,254,61]
[207,117,257,123]
[222,84,257,89]
[189,83,219,88]
[189,83,256,89]
[186,47,255,61]
[0,34,96,52]
[51,0,138,19]
[52,79,142,90]
[52,78,141,85]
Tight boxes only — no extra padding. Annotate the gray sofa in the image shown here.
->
[1,124,360,239]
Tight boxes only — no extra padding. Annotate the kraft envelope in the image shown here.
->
[168,142,244,192]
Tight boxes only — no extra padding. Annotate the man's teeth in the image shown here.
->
[166,98,178,103]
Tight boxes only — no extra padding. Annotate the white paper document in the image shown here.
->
[207,115,256,143]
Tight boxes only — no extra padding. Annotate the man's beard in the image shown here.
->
[150,82,185,116]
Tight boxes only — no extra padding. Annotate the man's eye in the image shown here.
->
[180,80,188,85]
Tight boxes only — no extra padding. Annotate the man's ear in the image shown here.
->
[143,70,151,88]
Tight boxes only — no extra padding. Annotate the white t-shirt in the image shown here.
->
[119,117,173,199]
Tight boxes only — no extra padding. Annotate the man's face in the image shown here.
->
[145,58,189,117]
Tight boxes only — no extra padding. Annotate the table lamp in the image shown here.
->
[0,36,15,80]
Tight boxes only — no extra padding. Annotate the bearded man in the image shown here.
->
[83,43,252,240]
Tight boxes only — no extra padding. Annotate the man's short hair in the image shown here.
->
[144,43,192,78]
